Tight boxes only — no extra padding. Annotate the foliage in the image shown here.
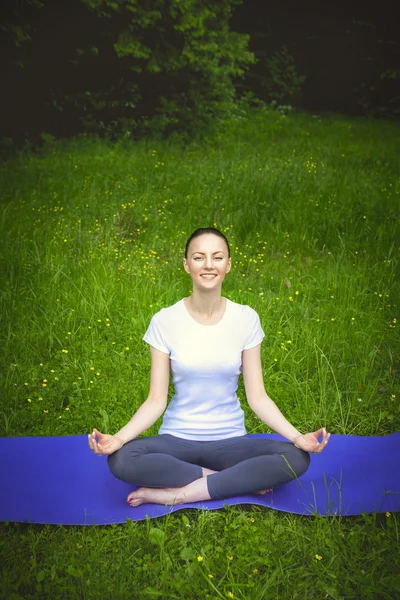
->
[64,0,255,137]
[262,45,305,105]
[0,0,44,50]
[348,21,400,118]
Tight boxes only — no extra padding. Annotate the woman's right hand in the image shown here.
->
[88,428,124,456]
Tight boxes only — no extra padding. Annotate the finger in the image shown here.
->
[313,427,325,437]
[315,435,330,452]
[92,439,103,455]
[315,427,329,444]
[321,431,330,445]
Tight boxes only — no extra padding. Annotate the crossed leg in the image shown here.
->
[107,434,310,507]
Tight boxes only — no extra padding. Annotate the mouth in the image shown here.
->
[200,274,217,279]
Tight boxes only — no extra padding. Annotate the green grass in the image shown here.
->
[1,107,399,598]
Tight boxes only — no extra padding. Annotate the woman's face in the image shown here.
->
[183,234,231,290]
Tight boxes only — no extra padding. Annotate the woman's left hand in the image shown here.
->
[293,428,330,453]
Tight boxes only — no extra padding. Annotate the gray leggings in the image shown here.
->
[108,434,310,500]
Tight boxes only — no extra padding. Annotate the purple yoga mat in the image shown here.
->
[1,433,399,525]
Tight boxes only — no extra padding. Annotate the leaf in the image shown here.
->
[67,564,82,578]
[148,527,165,547]
[142,588,162,597]
[99,407,110,431]
[180,546,194,561]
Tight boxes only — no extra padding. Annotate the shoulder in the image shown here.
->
[150,299,185,325]
[226,299,260,322]
[144,299,185,353]
[226,299,264,349]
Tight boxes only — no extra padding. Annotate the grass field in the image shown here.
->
[1,106,399,598]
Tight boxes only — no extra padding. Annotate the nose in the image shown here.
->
[205,256,213,269]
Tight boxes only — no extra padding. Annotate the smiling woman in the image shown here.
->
[183,228,231,324]
[88,227,330,507]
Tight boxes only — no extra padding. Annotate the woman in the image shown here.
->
[88,227,330,507]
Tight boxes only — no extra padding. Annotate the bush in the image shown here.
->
[69,0,256,137]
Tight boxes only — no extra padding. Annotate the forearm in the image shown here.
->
[114,397,166,444]
[249,394,302,442]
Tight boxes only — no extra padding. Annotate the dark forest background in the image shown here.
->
[1,0,399,144]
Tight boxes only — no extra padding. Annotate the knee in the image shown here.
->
[286,445,310,478]
[107,443,144,482]
[107,446,128,481]
[291,446,310,477]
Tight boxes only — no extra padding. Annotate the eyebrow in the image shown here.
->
[192,250,225,255]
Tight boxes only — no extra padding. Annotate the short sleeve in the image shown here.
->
[143,311,170,354]
[243,308,265,350]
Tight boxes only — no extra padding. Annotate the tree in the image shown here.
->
[69,0,255,136]
[1,0,254,141]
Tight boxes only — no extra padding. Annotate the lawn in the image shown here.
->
[1,106,399,599]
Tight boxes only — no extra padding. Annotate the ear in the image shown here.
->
[183,258,190,274]
[226,258,232,273]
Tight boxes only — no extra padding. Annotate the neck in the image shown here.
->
[187,289,224,317]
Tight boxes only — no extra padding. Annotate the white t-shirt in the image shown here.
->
[143,298,265,440]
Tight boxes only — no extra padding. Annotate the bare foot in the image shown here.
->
[127,487,183,507]
[127,476,212,507]
[127,484,273,507]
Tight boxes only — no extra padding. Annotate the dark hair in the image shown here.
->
[185,227,231,258]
